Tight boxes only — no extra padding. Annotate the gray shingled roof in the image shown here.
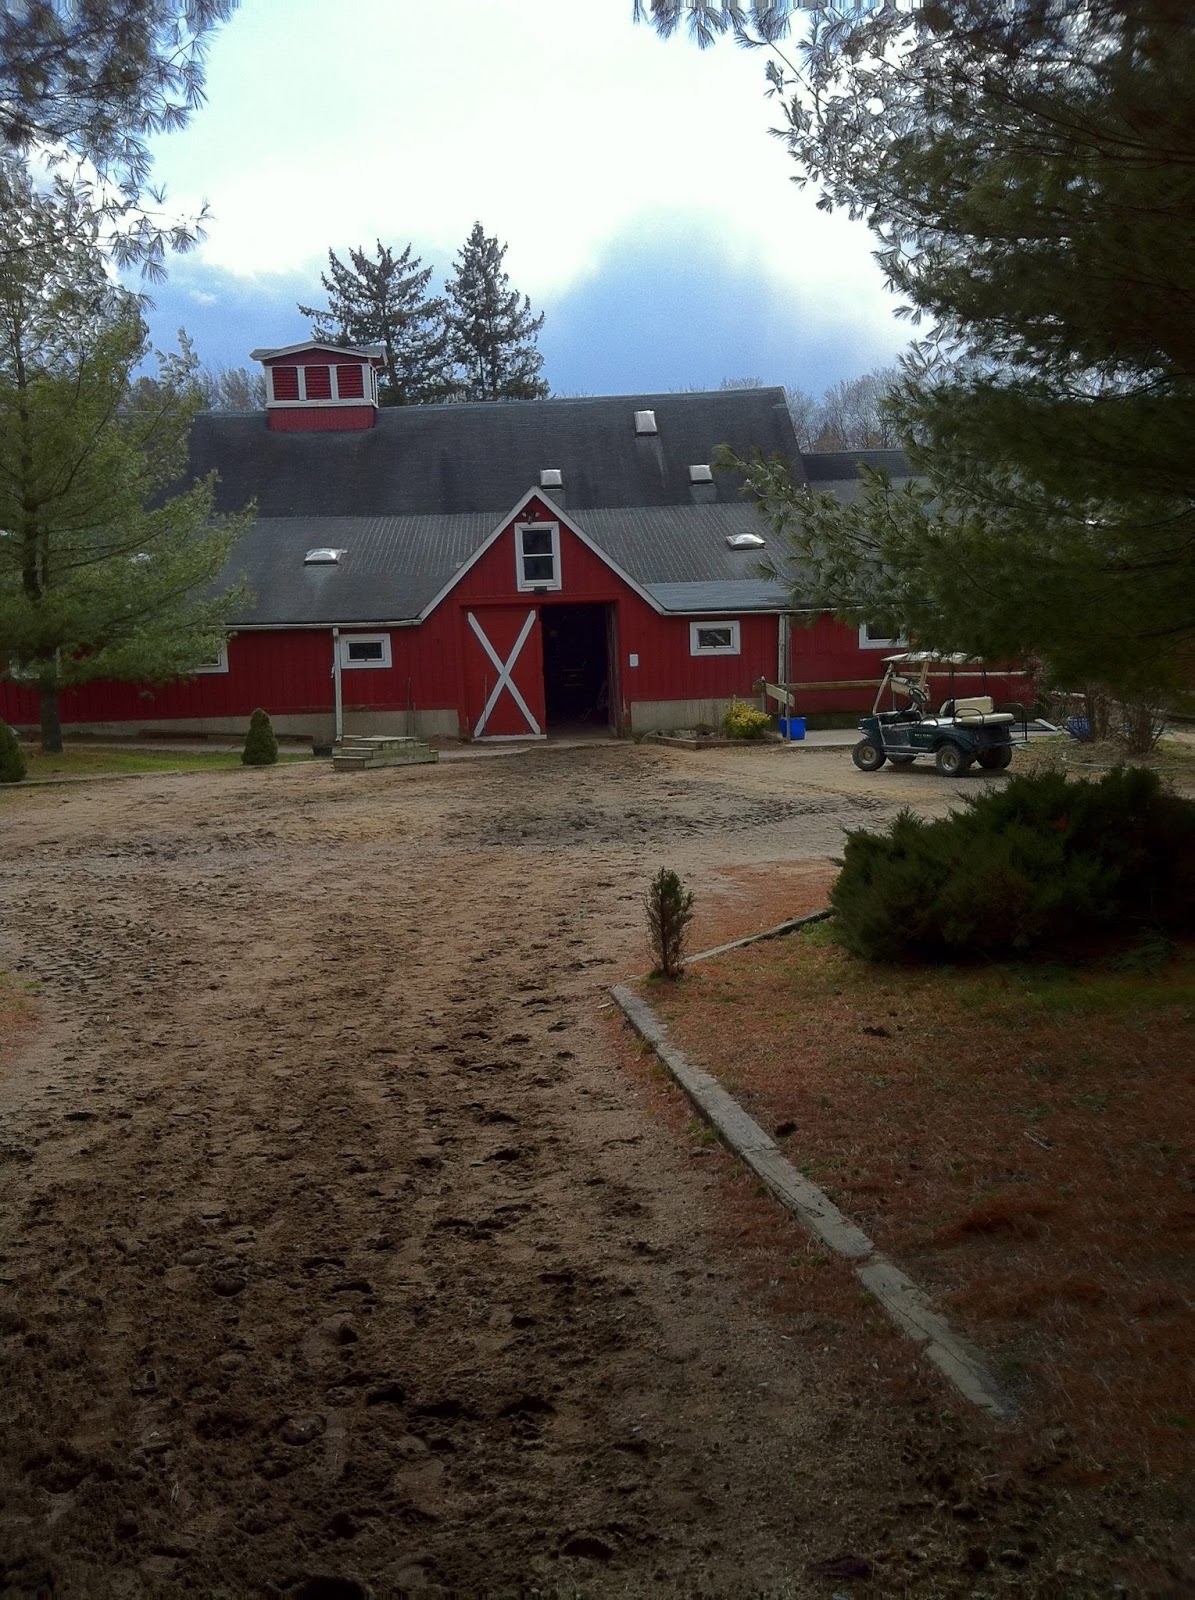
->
[802,449,909,481]
[199,389,910,625]
[222,503,799,626]
[193,388,803,518]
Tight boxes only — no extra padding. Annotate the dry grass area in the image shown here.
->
[640,925,1195,1484]
[1019,730,1195,790]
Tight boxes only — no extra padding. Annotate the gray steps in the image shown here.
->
[331,735,438,772]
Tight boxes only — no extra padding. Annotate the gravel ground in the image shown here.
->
[0,742,1173,1597]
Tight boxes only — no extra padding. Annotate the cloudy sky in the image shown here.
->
[140,0,910,399]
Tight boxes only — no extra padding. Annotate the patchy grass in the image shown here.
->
[641,926,1195,1478]
[1019,730,1195,788]
[11,745,312,780]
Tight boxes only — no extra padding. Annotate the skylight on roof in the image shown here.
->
[634,409,657,436]
[689,464,713,483]
[540,468,563,488]
[726,532,766,550]
[304,547,345,565]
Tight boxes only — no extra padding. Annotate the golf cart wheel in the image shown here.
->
[935,741,971,777]
[852,739,886,772]
[887,754,916,767]
[977,745,1013,771]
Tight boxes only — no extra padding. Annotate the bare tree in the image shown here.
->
[196,364,267,412]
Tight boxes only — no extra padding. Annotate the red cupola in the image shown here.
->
[250,341,385,431]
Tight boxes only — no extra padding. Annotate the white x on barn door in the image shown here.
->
[467,609,542,738]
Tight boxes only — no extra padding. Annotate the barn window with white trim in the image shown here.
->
[859,623,908,649]
[689,620,740,656]
[339,633,392,669]
[193,643,229,674]
[515,521,561,592]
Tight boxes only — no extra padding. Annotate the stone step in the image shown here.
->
[331,738,438,772]
[341,735,422,749]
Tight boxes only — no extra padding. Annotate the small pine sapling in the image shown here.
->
[646,867,695,979]
[241,708,279,766]
[0,723,27,784]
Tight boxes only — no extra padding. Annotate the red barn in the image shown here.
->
[0,343,1004,744]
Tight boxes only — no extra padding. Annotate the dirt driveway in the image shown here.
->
[0,744,1138,1597]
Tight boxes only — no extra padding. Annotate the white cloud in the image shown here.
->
[151,0,899,349]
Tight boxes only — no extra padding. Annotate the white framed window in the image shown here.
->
[194,643,229,675]
[339,633,392,670]
[515,520,562,592]
[690,620,741,656]
[859,623,908,650]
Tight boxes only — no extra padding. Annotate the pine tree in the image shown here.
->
[443,223,549,402]
[298,242,451,406]
[0,158,248,753]
[241,709,278,766]
[645,868,695,979]
[0,2,238,279]
[646,2,1195,699]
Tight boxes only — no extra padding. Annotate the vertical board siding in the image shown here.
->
[790,616,1034,713]
[2,496,1034,738]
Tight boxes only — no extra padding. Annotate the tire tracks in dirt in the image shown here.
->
[0,746,1121,1597]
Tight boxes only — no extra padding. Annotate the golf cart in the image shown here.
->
[852,652,1030,777]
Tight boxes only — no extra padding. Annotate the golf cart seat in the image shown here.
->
[940,696,1015,724]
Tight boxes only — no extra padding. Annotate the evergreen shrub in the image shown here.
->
[0,723,26,784]
[646,867,695,978]
[721,701,771,740]
[241,708,279,766]
[831,767,1195,961]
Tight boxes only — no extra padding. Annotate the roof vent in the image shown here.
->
[634,409,657,436]
[689,464,714,483]
[304,547,345,565]
[540,468,563,488]
[726,532,766,550]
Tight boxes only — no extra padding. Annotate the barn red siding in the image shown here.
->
[1,492,1034,741]
[0,633,335,727]
[268,405,376,432]
[789,615,1034,715]
[442,500,781,727]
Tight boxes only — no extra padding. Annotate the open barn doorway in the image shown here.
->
[540,603,613,735]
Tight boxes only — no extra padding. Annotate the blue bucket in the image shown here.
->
[778,716,806,741]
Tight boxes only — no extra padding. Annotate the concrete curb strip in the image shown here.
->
[611,981,1012,1421]
[687,909,833,967]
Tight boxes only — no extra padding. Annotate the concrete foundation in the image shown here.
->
[628,698,741,735]
[24,708,462,744]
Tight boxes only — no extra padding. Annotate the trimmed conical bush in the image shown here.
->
[0,722,26,784]
[241,708,279,766]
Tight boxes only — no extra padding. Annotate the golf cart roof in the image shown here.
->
[883,650,977,666]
